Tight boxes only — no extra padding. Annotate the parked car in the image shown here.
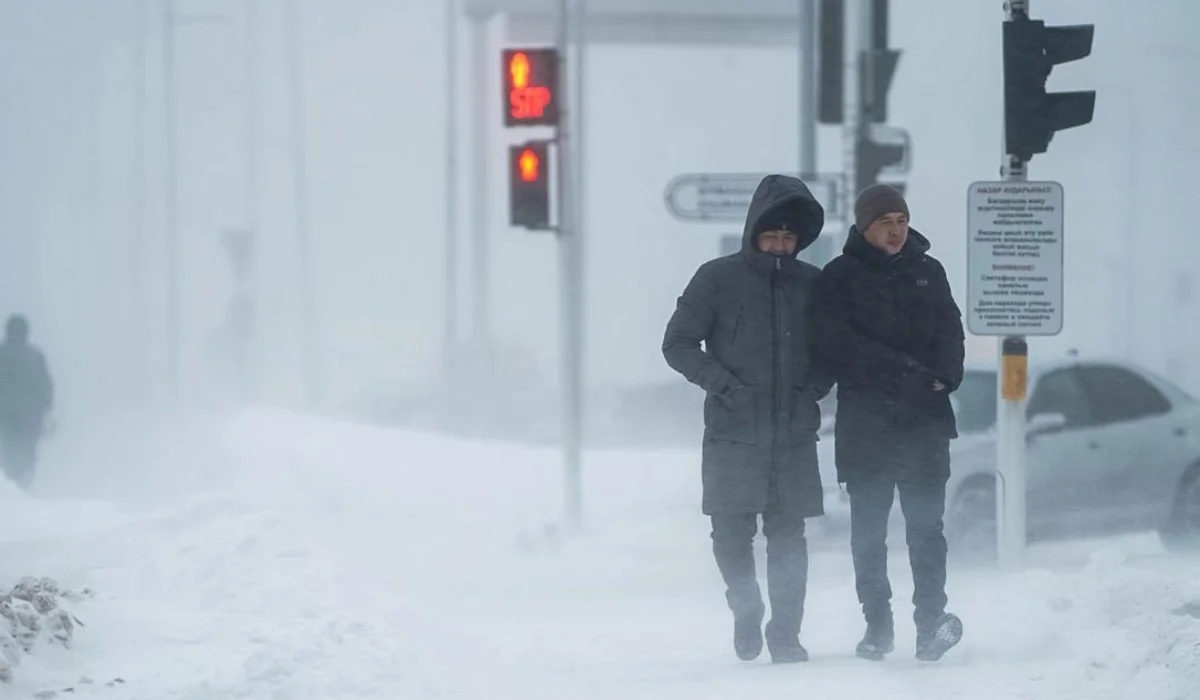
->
[816,357,1200,560]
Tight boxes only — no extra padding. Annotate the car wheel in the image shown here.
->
[947,480,998,565]
[1160,464,1200,552]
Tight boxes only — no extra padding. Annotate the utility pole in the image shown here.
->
[443,0,461,384]
[131,0,148,403]
[285,0,320,405]
[468,14,491,414]
[555,0,585,531]
[240,0,260,402]
[162,0,181,404]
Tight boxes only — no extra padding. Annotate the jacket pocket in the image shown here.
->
[785,389,822,442]
[898,385,954,433]
[720,308,743,359]
[704,388,757,444]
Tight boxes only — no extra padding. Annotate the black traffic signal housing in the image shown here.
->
[818,0,898,125]
[817,0,844,124]
[508,141,551,230]
[854,124,910,196]
[1003,13,1095,162]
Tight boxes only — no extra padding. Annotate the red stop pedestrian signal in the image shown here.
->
[517,148,540,183]
[501,48,558,127]
[509,141,551,230]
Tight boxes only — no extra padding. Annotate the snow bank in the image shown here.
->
[6,407,1199,698]
[1071,551,1200,698]
[222,409,1200,700]
[36,491,473,699]
[0,576,92,683]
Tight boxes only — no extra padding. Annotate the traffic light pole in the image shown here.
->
[840,0,864,238]
[797,0,817,177]
[470,16,493,416]
[555,0,585,531]
[992,0,1093,568]
[996,0,1030,569]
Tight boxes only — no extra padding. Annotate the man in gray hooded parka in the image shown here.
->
[663,174,832,663]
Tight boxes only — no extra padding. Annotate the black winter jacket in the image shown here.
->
[663,175,833,515]
[811,226,965,481]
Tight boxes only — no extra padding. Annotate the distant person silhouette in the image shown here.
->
[0,314,54,488]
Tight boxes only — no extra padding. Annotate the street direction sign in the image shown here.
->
[664,172,844,223]
[966,180,1065,336]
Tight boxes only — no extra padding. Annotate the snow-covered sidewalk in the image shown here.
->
[3,408,1199,698]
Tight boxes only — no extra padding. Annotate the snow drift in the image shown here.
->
[0,407,1197,698]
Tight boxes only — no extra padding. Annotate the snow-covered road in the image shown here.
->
[3,408,1199,699]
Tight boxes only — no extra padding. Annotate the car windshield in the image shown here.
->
[951,370,998,434]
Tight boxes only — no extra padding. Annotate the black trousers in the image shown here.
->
[0,425,39,488]
[846,440,950,633]
[711,506,808,637]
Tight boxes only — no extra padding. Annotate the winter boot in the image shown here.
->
[733,613,763,661]
[855,609,895,661]
[765,619,809,664]
[915,612,963,662]
[729,594,765,661]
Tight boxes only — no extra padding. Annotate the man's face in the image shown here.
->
[756,230,798,256]
[864,212,909,255]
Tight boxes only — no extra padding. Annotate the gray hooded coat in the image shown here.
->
[662,175,832,516]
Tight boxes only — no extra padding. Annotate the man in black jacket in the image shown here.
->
[811,184,966,663]
[663,174,831,664]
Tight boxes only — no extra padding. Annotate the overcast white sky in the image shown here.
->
[0,0,1194,422]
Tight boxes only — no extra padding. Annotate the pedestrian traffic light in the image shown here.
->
[502,48,559,127]
[509,141,551,230]
[817,0,897,125]
[1003,12,1095,162]
[854,123,910,196]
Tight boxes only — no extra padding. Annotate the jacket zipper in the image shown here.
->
[770,257,782,458]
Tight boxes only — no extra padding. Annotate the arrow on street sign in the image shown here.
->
[664,173,845,224]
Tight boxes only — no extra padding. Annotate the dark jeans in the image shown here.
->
[711,506,808,637]
[847,452,949,632]
[1,425,39,488]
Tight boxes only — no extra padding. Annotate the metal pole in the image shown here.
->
[240,0,260,401]
[443,0,461,382]
[162,0,181,403]
[997,0,1030,570]
[1124,96,1137,360]
[285,0,320,405]
[468,16,490,406]
[556,0,583,530]
[568,0,586,529]
[797,0,817,176]
[841,0,864,243]
[131,0,148,403]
